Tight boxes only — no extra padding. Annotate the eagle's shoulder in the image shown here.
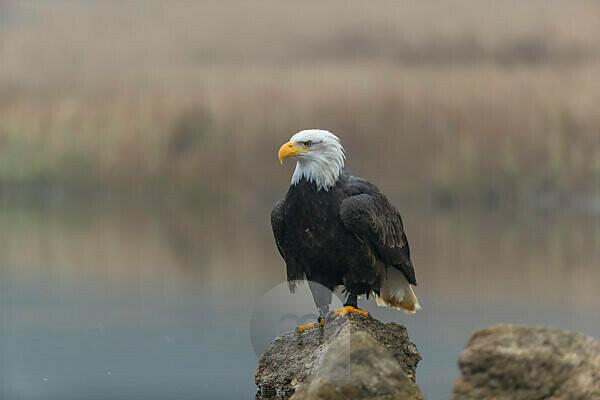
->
[339,169,380,197]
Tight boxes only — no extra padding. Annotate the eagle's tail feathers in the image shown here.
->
[374,268,421,314]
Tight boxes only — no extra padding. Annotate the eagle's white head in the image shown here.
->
[278,129,345,191]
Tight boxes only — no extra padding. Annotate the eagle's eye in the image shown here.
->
[304,141,312,147]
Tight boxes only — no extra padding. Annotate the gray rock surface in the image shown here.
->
[453,324,600,400]
[255,314,422,399]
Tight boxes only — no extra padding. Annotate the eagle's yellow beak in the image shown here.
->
[278,141,308,164]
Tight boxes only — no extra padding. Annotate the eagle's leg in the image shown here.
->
[296,305,328,333]
[333,292,369,318]
[317,304,330,324]
[344,293,358,308]
[297,281,332,333]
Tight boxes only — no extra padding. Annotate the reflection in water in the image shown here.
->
[0,203,599,399]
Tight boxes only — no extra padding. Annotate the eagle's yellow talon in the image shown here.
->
[296,318,326,333]
[296,322,318,333]
[333,306,369,318]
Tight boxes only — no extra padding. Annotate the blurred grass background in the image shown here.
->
[0,0,599,208]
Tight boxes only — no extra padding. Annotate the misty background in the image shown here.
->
[1,1,599,399]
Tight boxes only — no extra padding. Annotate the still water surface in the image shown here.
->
[1,203,599,400]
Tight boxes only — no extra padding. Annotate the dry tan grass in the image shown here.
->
[1,64,599,204]
[1,1,599,204]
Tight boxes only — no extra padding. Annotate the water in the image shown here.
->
[1,203,599,400]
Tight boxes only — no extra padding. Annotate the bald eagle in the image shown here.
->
[271,130,420,330]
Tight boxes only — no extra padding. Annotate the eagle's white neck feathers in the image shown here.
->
[289,130,345,191]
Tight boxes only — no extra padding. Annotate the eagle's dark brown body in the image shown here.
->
[271,168,416,313]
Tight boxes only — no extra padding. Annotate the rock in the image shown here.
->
[255,314,422,400]
[291,331,423,400]
[453,324,600,400]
